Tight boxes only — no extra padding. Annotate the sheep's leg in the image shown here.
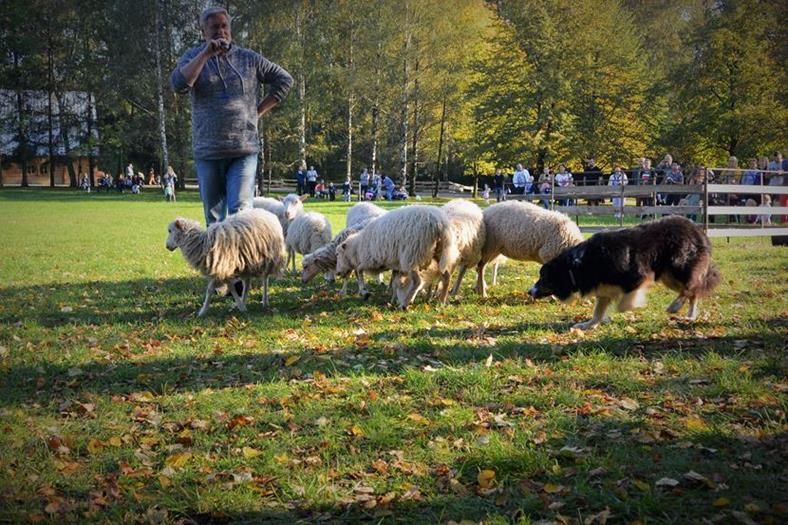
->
[679,296,699,321]
[229,280,247,313]
[289,248,297,274]
[492,261,500,286]
[666,294,686,314]
[438,270,451,304]
[261,276,270,308]
[573,297,612,330]
[356,270,370,299]
[339,276,349,296]
[197,279,217,317]
[240,277,251,307]
[389,271,400,303]
[451,265,467,297]
[400,270,423,310]
[475,261,488,297]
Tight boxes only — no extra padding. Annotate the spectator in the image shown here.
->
[328,181,336,201]
[664,162,684,205]
[608,165,628,219]
[635,158,655,213]
[80,173,91,193]
[555,164,574,206]
[582,158,603,206]
[147,167,156,186]
[493,168,506,202]
[756,194,772,226]
[342,176,352,202]
[481,183,491,202]
[683,166,708,222]
[306,165,318,197]
[370,172,381,200]
[314,179,327,199]
[383,174,395,201]
[538,167,553,208]
[740,158,763,207]
[126,163,134,181]
[512,163,532,195]
[393,185,409,200]
[163,167,177,202]
[359,168,370,200]
[768,152,784,195]
[295,165,306,196]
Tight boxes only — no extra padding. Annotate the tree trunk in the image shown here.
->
[86,93,95,188]
[154,0,170,177]
[14,51,29,188]
[55,91,78,187]
[47,35,56,187]
[370,38,382,177]
[408,73,419,197]
[296,5,306,169]
[346,31,354,182]
[398,14,411,187]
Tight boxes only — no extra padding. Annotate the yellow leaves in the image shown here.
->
[106,436,123,447]
[164,452,192,470]
[86,439,103,455]
[53,460,81,475]
[347,425,364,437]
[683,416,708,432]
[633,479,651,492]
[242,447,262,459]
[712,497,731,507]
[274,453,289,465]
[450,478,470,496]
[284,355,300,366]
[543,482,564,494]
[406,413,431,425]
[158,474,172,488]
[477,469,496,489]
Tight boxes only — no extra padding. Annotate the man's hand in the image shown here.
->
[204,39,231,58]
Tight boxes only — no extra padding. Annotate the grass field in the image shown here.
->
[0,188,786,524]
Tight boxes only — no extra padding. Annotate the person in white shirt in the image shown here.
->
[555,164,574,205]
[608,165,628,218]
[512,163,532,196]
[306,165,318,197]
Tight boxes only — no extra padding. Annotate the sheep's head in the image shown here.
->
[301,251,322,283]
[334,232,360,277]
[282,193,308,221]
[165,218,198,251]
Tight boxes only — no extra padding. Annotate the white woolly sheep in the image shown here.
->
[252,196,284,219]
[335,205,459,309]
[476,201,583,297]
[285,211,332,274]
[165,209,286,317]
[282,193,309,223]
[301,217,376,294]
[346,201,387,228]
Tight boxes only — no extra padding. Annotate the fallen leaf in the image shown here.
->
[164,452,192,470]
[485,354,493,367]
[477,469,496,489]
[619,398,640,411]
[242,447,262,459]
[543,482,564,494]
[713,497,730,507]
[407,413,431,425]
[655,477,680,487]
[284,355,300,366]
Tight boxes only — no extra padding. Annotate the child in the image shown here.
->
[757,194,772,225]
[481,184,491,203]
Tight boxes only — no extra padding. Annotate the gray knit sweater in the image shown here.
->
[171,44,293,160]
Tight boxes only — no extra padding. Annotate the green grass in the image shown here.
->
[0,188,786,524]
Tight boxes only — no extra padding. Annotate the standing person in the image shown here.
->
[582,158,603,206]
[126,163,134,181]
[306,165,318,197]
[80,173,91,193]
[493,168,506,202]
[147,167,156,186]
[370,172,381,200]
[538,167,553,208]
[342,175,352,202]
[608,165,628,219]
[171,6,293,226]
[512,163,531,196]
[328,181,336,201]
[163,167,177,202]
[664,162,684,205]
[295,165,306,196]
[359,168,370,201]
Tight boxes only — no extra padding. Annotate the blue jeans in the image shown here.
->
[196,154,257,225]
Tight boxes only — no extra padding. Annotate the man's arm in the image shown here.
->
[257,95,279,117]
[171,41,225,93]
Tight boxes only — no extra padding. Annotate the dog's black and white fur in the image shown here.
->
[528,216,720,330]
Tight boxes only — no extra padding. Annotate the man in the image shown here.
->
[493,168,506,202]
[171,6,293,226]
[512,163,532,196]
[383,174,395,201]
[295,165,306,195]
[359,168,370,200]
[306,165,318,197]
[582,158,603,206]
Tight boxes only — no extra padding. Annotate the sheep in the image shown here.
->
[476,200,583,297]
[282,193,309,223]
[166,208,286,317]
[335,205,459,309]
[285,211,332,274]
[252,196,284,219]
[301,217,375,294]
[347,201,386,228]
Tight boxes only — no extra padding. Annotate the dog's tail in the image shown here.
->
[698,261,721,297]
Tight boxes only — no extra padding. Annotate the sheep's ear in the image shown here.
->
[339,241,347,250]
[299,194,309,202]
[174,218,185,231]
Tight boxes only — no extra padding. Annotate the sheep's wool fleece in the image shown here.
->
[482,201,583,264]
[173,209,286,282]
[253,197,284,218]
[443,199,485,267]
[302,217,373,273]
[347,202,387,228]
[340,205,458,274]
[286,211,332,255]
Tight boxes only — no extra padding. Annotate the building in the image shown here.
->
[0,89,99,186]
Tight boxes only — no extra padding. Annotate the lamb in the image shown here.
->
[476,201,583,297]
[282,193,309,222]
[165,208,287,317]
[335,205,459,309]
[252,196,284,220]
[285,211,332,274]
[346,201,386,228]
[301,217,375,293]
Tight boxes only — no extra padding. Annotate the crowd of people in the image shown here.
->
[291,165,408,202]
[85,163,180,202]
[480,150,786,223]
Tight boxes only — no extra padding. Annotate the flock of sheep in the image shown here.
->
[165,196,584,317]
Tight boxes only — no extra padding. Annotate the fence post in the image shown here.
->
[703,171,709,234]
[550,175,555,211]
[619,180,625,227]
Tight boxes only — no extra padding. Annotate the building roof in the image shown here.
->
[0,89,99,156]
